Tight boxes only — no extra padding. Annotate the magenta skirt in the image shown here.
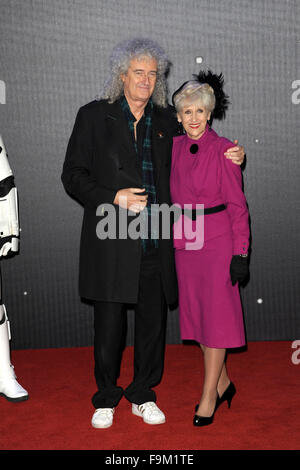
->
[175,233,246,348]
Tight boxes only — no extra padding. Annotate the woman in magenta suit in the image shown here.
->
[170,72,250,426]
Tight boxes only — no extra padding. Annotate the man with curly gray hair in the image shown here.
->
[101,37,169,108]
[62,37,245,429]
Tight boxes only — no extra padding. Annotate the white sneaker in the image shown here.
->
[0,366,29,402]
[91,408,115,428]
[132,401,166,425]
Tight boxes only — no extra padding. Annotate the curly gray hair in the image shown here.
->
[100,38,170,107]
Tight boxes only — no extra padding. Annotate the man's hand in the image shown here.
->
[114,188,148,213]
[224,139,245,166]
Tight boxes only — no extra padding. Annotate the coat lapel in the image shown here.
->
[104,100,170,185]
[104,100,137,164]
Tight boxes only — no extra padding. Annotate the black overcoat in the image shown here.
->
[61,99,178,305]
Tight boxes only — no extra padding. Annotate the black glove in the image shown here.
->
[230,255,249,286]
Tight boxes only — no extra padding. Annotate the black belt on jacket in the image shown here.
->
[181,204,226,220]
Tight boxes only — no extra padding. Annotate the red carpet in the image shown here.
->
[0,342,299,450]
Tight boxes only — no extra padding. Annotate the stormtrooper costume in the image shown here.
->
[0,134,28,401]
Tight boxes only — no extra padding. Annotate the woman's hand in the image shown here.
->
[225,140,245,165]
[230,255,249,285]
[114,188,148,213]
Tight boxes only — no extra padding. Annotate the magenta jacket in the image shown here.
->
[170,125,249,254]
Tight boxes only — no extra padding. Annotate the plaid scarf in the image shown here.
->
[120,95,158,252]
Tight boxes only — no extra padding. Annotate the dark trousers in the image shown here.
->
[92,248,168,409]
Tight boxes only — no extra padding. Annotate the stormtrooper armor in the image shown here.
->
[0,134,28,401]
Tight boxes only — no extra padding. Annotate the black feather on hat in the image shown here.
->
[193,70,230,120]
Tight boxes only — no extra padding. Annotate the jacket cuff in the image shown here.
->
[233,240,249,255]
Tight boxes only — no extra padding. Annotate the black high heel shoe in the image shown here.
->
[193,383,236,427]
[217,382,236,409]
[193,398,219,427]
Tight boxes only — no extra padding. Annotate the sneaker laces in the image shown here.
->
[95,408,114,418]
[139,402,160,416]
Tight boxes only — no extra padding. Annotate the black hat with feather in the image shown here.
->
[194,70,230,120]
[172,70,230,121]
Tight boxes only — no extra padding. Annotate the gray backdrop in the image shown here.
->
[0,0,299,349]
